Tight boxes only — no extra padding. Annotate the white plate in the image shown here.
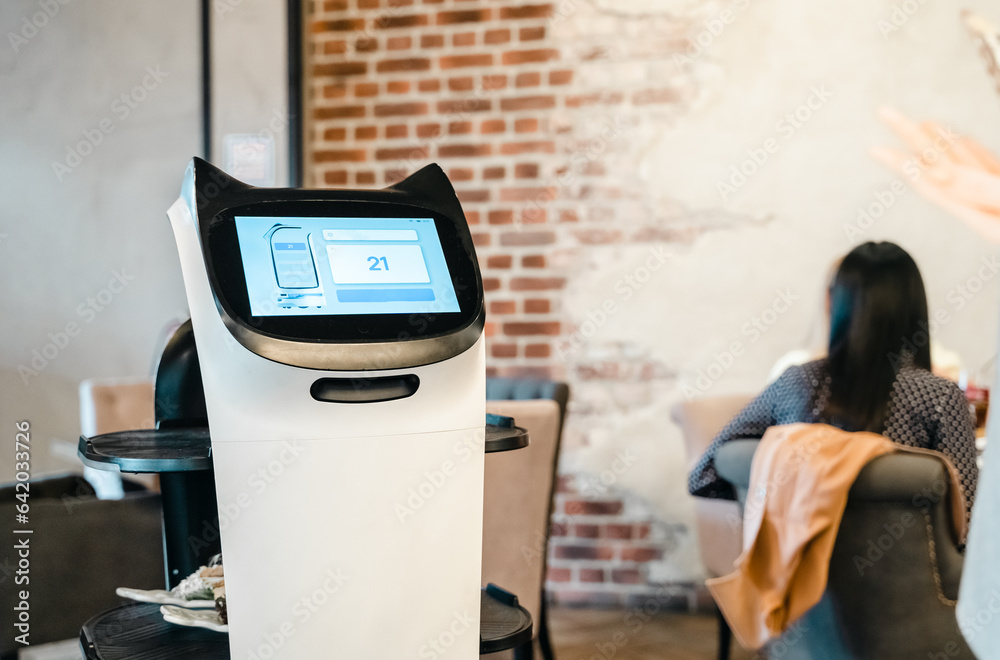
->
[116,587,216,609]
[160,605,228,633]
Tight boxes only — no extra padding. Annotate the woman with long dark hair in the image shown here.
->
[689,241,979,521]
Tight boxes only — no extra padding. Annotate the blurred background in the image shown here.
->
[2,0,999,619]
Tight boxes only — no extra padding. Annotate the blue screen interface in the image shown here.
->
[235,216,461,316]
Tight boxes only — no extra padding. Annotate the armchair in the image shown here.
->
[715,439,973,659]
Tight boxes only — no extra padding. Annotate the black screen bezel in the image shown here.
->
[205,200,482,344]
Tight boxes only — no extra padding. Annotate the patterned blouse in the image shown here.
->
[688,359,979,522]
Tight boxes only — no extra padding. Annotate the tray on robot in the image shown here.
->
[79,416,527,474]
[81,588,531,659]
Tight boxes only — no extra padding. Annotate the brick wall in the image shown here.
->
[304,0,706,607]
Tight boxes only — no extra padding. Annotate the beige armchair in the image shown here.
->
[671,394,753,660]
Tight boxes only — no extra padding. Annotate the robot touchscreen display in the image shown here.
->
[234,216,461,316]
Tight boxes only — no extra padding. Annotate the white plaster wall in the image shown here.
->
[0,0,200,480]
[560,0,1000,578]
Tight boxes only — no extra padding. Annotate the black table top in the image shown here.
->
[79,417,528,474]
[81,587,531,659]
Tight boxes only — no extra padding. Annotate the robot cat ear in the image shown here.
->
[385,163,465,222]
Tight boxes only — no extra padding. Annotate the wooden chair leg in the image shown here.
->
[537,598,555,660]
[717,605,732,660]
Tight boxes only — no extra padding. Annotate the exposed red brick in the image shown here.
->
[514,162,539,178]
[355,126,377,140]
[559,210,579,223]
[471,232,491,247]
[386,36,412,50]
[488,210,514,224]
[498,139,556,155]
[547,566,572,582]
[314,105,366,119]
[355,37,378,52]
[453,32,476,47]
[500,95,556,112]
[420,34,444,48]
[375,145,428,160]
[564,500,623,515]
[448,121,473,135]
[579,568,605,583]
[634,88,679,105]
[376,58,431,73]
[605,524,634,540]
[552,544,613,561]
[373,14,428,29]
[611,569,644,584]
[457,189,490,203]
[324,0,348,10]
[448,167,475,181]
[525,343,551,358]
[356,171,376,185]
[574,524,600,538]
[522,251,547,267]
[387,0,413,6]
[358,0,379,7]
[416,123,441,138]
[483,166,506,180]
[620,547,663,562]
[500,231,556,246]
[515,72,541,88]
[322,84,347,99]
[437,9,491,24]
[384,124,408,138]
[313,18,365,32]
[566,92,624,108]
[354,82,379,97]
[491,343,518,358]
[315,149,367,163]
[386,80,410,94]
[502,49,559,65]
[418,79,441,92]
[324,170,348,185]
[511,277,565,291]
[500,186,556,202]
[440,54,494,69]
[499,4,553,20]
[439,144,492,158]
[635,524,651,540]
[448,77,474,92]
[313,61,367,77]
[514,118,539,133]
[321,39,348,55]
[374,102,428,116]
[481,119,506,134]
[437,98,492,114]
[504,321,560,336]
[323,127,347,141]
[551,518,570,533]
[484,28,511,44]
[490,299,517,313]
[524,298,550,313]
[520,208,547,223]
[483,277,501,292]
[519,26,545,41]
[482,74,508,90]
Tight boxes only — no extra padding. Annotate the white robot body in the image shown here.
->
[167,160,486,659]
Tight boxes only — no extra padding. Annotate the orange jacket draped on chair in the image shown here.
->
[707,423,966,650]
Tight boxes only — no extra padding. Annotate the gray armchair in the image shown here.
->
[715,439,973,659]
